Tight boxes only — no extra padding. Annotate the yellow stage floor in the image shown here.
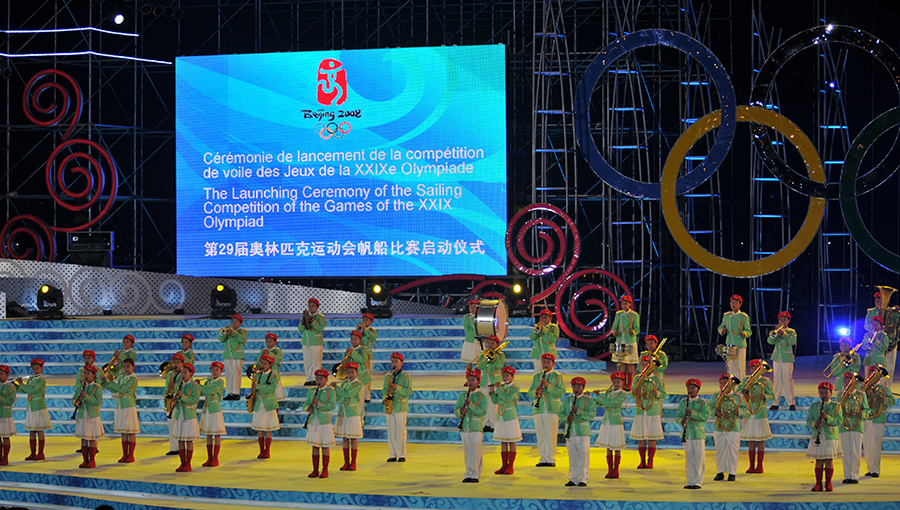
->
[1,435,897,510]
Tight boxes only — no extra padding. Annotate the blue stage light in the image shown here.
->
[838,327,850,336]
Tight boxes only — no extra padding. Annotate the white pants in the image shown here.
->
[885,348,897,388]
[772,361,795,406]
[224,359,243,396]
[534,411,559,463]
[461,431,483,479]
[841,431,863,480]
[387,412,408,459]
[303,344,324,382]
[482,387,497,427]
[533,359,542,373]
[713,430,739,475]
[684,439,705,486]
[566,436,590,484]
[863,421,886,475]
[726,347,747,381]
[167,417,178,451]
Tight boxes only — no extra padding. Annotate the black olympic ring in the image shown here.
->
[314,121,352,140]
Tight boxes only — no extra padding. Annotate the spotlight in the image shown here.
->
[113,13,125,25]
[210,284,237,319]
[838,327,851,337]
[504,280,531,317]
[36,284,64,319]
[363,282,393,318]
[826,23,835,33]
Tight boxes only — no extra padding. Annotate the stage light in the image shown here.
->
[838,327,850,337]
[36,284,64,319]
[210,284,237,319]
[505,280,531,317]
[826,24,834,33]
[828,81,836,88]
[364,282,393,318]
[113,13,125,25]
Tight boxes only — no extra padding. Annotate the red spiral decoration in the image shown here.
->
[553,269,632,348]
[22,69,82,141]
[505,204,580,303]
[0,215,57,261]
[45,139,119,232]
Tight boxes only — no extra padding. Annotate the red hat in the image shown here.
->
[308,298,320,307]
[541,352,556,362]
[123,334,135,343]
[84,365,98,374]
[265,332,278,341]
[571,376,587,386]
[749,359,761,368]
[620,295,633,303]
[231,313,243,324]
[466,368,481,381]
[0,365,9,374]
[468,298,480,306]
[362,313,374,321]
[82,349,96,358]
[719,373,731,381]
[640,355,652,363]
[171,352,185,362]
[344,361,359,371]
[869,365,880,372]
[874,291,881,298]
[501,366,516,375]
[730,294,742,304]
[818,381,834,391]
[391,352,404,361]
[314,369,329,378]
[872,316,885,325]
[644,335,658,343]
[686,378,702,388]
[261,354,275,364]
[183,363,195,375]
[487,334,500,343]
[778,311,791,320]
[611,372,625,381]
[181,333,194,342]
[540,309,553,316]
[350,330,362,338]
[30,358,44,366]
[210,361,224,370]
[844,372,855,381]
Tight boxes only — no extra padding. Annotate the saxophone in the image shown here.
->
[246,367,260,413]
[164,371,178,415]
[384,370,400,415]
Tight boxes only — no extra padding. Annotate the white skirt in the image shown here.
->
[740,416,772,441]
[306,420,336,448]
[75,416,104,440]
[199,409,226,436]
[251,408,280,432]
[335,415,363,438]
[806,438,842,459]
[615,343,639,365]
[492,416,522,442]
[461,341,482,363]
[174,416,200,441]
[0,416,17,437]
[630,414,664,440]
[596,422,626,449]
[113,404,141,434]
[25,408,52,431]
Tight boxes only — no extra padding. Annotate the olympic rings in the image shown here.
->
[749,25,900,199]
[661,106,826,278]
[574,29,737,199]
[314,121,351,140]
[840,106,900,273]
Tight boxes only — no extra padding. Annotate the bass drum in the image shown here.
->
[474,299,509,340]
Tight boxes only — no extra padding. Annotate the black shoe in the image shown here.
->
[75,448,82,453]
[684,485,701,489]
[536,462,549,467]
[398,457,406,462]
[714,473,725,481]
[842,479,852,484]
[769,405,779,411]
[483,425,494,433]
[365,399,371,403]
[387,458,397,462]
[871,473,880,478]
[789,405,796,411]
[864,472,873,477]
[166,451,179,456]
[577,482,587,487]
[727,474,736,481]
[462,478,474,483]
[222,394,239,401]
[548,462,556,467]
[850,479,859,484]
[304,381,316,386]
[565,481,576,487]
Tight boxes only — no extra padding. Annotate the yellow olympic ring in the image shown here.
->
[660,105,826,278]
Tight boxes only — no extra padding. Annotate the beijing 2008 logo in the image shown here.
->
[317,58,347,106]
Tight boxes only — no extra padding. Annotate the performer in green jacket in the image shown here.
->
[455,369,488,483]
[0,365,16,465]
[741,359,775,474]
[101,357,140,463]
[489,365,521,475]
[173,363,201,472]
[712,372,748,482]
[16,358,50,461]
[528,353,566,467]
[358,312,377,402]
[332,361,363,471]
[838,371,871,485]
[631,355,666,469]
[610,296,640,389]
[250,354,280,459]
[640,334,668,387]
[179,334,196,366]
[106,334,138,379]
[219,314,248,400]
[257,333,285,400]
[74,365,104,469]
[475,334,505,430]
[200,361,226,467]
[832,337,862,388]
[767,311,797,410]
[594,372,626,480]
[560,376,598,486]
[461,299,481,370]
[677,378,712,489]
[307,368,337,479]
[347,330,372,415]
[863,364,895,478]
[299,298,327,386]
[529,308,560,373]
[383,352,412,463]
[807,381,842,492]
[718,295,752,380]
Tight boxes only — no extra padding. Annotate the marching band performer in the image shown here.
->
[631,355,666,469]
[173,363,201,472]
[199,361,226,467]
[164,353,185,455]
[383,352,412,462]
[807,381,841,492]
[250,354,280,459]
[767,311,796,410]
[640,335,668,387]
[299,298,327,386]
[718,295,751,380]
[332,361,363,471]
[838,371,870,484]
[832,337,861,388]
[307,369,337,478]
[489,365,521,475]
[594,372,626,480]
[741,359,774,473]
[347,330,372,415]
[257,333,285,401]
[218,314,248,400]
[16,359,50,461]
[0,365,16,465]
[73,365,103,468]
[610,296,639,390]
[455,368,488,483]
[712,373,748,482]
[677,378,711,490]
[359,313,377,402]
[180,334,196,366]
[528,352,566,467]
[73,349,98,454]
[100,357,140,463]
[462,299,481,371]
[863,364,895,478]
[866,290,897,386]
[106,334,137,379]
[862,316,889,370]
[530,309,560,373]
[475,334,505,431]
[556,376,595,487]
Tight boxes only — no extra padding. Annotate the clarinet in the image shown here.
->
[533,371,548,409]
[457,390,472,431]
[680,403,691,443]
[70,372,85,420]
[168,378,184,419]
[814,397,826,445]
[303,386,321,429]
[564,395,579,439]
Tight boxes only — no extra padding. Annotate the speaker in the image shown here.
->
[67,231,113,252]
[68,251,112,268]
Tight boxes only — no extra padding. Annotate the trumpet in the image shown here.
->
[355,323,366,333]
[219,326,234,336]
[533,323,544,334]
[102,350,120,376]
[484,340,509,363]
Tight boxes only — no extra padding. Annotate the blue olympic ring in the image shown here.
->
[574,29,738,199]
[314,121,352,140]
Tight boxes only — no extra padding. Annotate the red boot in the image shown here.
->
[175,447,186,472]
[505,451,516,474]
[612,452,621,478]
[604,452,614,478]
[309,453,320,478]
[625,373,633,391]
[637,445,647,469]
[86,446,96,468]
[0,443,8,465]
[340,447,350,470]
[78,446,89,468]
[210,445,220,467]
[745,450,756,473]
[118,438,129,463]
[35,439,45,460]
[755,451,765,473]
[264,437,272,458]
[25,439,36,461]
[811,467,823,492]
[257,437,266,459]
[182,448,193,472]
[203,445,214,467]
[825,468,834,491]
[320,455,330,478]
[647,446,656,469]
[494,452,508,475]
[126,440,136,463]
[349,448,357,471]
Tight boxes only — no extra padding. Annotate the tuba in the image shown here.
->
[862,364,890,418]
[742,360,773,415]
[633,358,662,411]
[715,375,743,431]
[838,372,866,431]
[876,286,900,350]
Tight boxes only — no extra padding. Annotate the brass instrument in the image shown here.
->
[158,361,175,378]
[742,360,773,415]
[102,350,120,376]
[564,394,580,439]
[823,349,858,378]
[384,370,401,415]
[648,337,668,361]
[303,386,321,429]
[838,372,866,431]
[355,323,366,333]
[168,378,184,419]
[876,285,900,350]
[714,375,743,431]
[633,358,662,411]
[246,366,260,413]
[533,323,544,334]
[457,390,472,430]
[163,368,178,415]
[862,364,890,418]
[484,340,510,363]
[331,350,352,380]
[533,370,548,409]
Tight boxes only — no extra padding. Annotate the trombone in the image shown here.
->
[484,340,509,363]
[823,342,863,378]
